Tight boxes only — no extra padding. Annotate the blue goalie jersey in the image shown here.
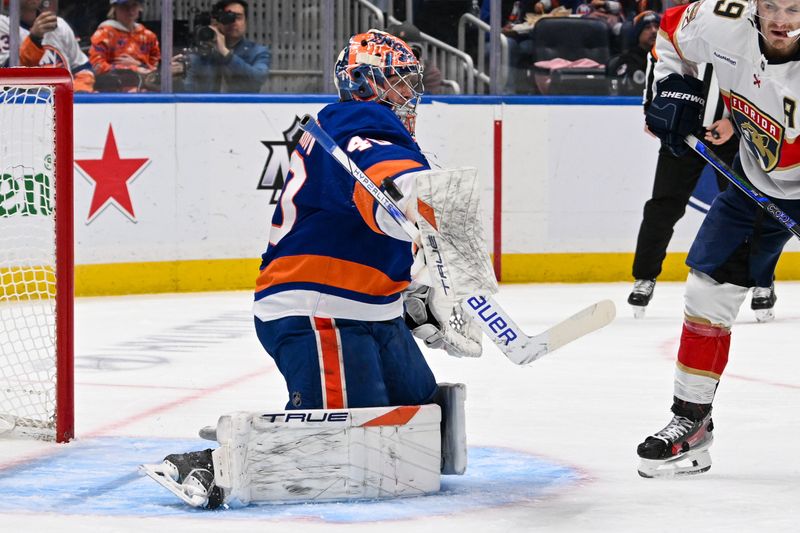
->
[253,101,431,322]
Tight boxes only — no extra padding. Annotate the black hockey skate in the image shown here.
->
[627,279,655,319]
[751,284,777,323]
[637,399,713,478]
[140,449,224,509]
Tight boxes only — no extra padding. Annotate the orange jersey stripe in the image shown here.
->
[255,254,409,296]
[353,159,424,235]
[19,37,44,67]
[314,317,345,409]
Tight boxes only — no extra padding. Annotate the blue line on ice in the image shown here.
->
[0,437,583,522]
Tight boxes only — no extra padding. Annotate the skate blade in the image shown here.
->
[637,449,712,478]
[631,305,647,319]
[140,463,209,508]
[754,308,775,323]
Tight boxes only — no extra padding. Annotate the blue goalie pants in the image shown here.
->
[255,315,438,410]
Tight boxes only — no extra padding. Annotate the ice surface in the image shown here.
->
[1,283,799,532]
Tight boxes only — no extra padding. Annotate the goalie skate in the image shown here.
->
[140,449,224,509]
[637,409,713,479]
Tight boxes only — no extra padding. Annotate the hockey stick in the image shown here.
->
[685,134,800,240]
[299,114,615,365]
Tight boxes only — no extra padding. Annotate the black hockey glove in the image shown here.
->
[645,73,705,157]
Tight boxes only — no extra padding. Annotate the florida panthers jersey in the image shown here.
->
[253,101,430,322]
[655,0,800,199]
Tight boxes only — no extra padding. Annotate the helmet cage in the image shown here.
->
[334,30,424,134]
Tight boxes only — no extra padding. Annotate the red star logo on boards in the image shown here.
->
[75,125,149,223]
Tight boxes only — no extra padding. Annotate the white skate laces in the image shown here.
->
[651,415,695,444]
[631,279,655,296]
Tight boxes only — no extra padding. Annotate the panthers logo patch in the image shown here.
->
[730,92,784,172]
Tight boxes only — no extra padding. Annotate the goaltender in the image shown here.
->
[142,29,497,508]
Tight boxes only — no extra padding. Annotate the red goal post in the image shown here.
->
[0,67,74,443]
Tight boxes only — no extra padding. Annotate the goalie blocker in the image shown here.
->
[141,383,467,508]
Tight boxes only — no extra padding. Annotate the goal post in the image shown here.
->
[0,67,74,443]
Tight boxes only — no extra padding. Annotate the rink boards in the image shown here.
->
[69,94,800,295]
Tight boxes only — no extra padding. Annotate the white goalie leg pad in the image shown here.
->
[435,383,467,475]
[212,404,442,505]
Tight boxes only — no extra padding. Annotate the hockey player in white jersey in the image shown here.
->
[636,0,800,477]
[0,0,94,91]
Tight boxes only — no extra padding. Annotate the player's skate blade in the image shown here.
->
[631,305,646,319]
[140,449,224,509]
[754,308,775,323]
[140,463,210,508]
[637,443,712,478]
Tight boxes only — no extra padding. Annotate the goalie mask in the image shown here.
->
[334,29,424,136]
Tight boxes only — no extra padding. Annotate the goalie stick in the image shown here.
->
[298,114,615,365]
[685,134,800,240]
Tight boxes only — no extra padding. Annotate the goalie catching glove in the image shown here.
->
[404,283,482,358]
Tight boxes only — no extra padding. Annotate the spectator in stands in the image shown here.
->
[606,10,659,96]
[479,0,533,93]
[576,0,625,37]
[177,0,270,94]
[481,0,571,93]
[0,0,94,92]
[90,0,161,92]
[387,22,446,94]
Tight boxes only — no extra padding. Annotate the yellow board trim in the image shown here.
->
[43,251,800,297]
[500,251,800,283]
[75,258,262,296]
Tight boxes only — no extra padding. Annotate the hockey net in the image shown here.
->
[0,68,74,442]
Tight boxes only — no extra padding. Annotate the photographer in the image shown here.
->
[178,0,270,94]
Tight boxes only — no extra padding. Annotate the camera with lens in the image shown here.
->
[193,8,238,49]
